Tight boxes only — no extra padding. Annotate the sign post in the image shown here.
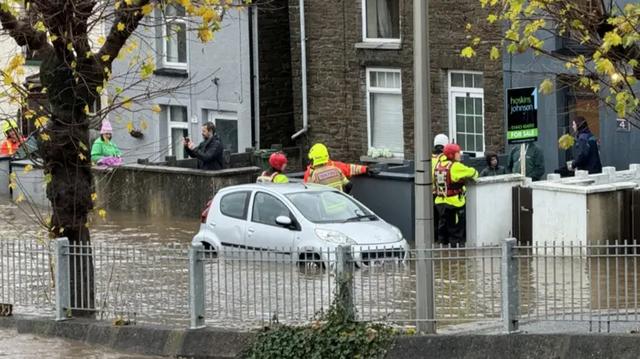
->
[507,87,539,177]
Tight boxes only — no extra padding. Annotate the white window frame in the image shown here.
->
[361,0,401,43]
[366,67,404,157]
[208,111,239,153]
[448,70,485,156]
[166,105,189,157]
[161,6,188,70]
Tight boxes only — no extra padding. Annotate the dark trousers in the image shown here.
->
[435,204,466,247]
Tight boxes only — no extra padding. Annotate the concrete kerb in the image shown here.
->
[0,315,253,359]
[387,334,640,359]
[4,315,640,358]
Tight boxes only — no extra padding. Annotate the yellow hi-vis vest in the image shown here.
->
[309,165,348,191]
[256,171,289,183]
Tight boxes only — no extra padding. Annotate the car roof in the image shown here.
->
[220,183,335,196]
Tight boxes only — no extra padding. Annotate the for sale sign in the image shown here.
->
[507,87,538,144]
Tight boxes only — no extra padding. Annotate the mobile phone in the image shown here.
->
[184,136,190,142]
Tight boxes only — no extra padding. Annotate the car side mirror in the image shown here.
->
[275,215,293,227]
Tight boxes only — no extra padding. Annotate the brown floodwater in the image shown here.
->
[0,327,160,358]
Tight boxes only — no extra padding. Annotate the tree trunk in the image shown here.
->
[40,49,96,317]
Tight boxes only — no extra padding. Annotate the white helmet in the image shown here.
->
[433,134,449,147]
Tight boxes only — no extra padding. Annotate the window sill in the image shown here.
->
[355,42,402,50]
[154,67,189,78]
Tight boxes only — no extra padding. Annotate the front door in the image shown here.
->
[246,192,296,255]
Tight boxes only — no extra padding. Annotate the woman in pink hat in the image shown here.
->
[91,119,122,163]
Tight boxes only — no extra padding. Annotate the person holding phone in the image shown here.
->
[183,121,224,170]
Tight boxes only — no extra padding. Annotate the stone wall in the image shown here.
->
[257,0,296,148]
[93,164,261,218]
[287,0,504,162]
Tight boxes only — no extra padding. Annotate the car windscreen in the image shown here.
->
[286,191,377,224]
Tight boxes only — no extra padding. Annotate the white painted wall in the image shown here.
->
[466,174,525,246]
[532,189,587,246]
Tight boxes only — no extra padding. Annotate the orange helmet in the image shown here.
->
[269,152,288,171]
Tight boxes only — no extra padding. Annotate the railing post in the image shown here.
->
[501,238,519,333]
[55,237,70,321]
[335,245,354,320]
[189,242,206,329]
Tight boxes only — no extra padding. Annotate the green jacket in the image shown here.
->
[91,137,122,162]
[507,143,545,181]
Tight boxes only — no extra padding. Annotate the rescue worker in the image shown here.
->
[304,143,350,191]
[432,133,448,172]
[0,119,24,157]
[303,143,369,183]
[433,143,478,247]
[432,133,449,242]
[256,152,289,183]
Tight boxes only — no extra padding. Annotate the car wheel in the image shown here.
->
[201,242,218,259]
[297,252,324,274]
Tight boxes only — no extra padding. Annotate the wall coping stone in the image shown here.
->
[473,173,525,185]
[92,164,261,178]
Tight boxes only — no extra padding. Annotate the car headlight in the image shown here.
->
[391,226,403,240]
[315,229,356,245]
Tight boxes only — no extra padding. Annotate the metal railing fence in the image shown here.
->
[0,239,54,316]
[3,238,640,333]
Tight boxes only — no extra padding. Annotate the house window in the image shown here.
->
[366,68,403,154]
[163,105,189,159]
[448,71,485,154]
[362,0,400,42]
[162,5,187,68]
[208,111,238,153]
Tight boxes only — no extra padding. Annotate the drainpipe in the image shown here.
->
[291,0,308,140]
[248,5,258,148]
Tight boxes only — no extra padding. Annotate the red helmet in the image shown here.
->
[269,152,288,171]
[443,143,462,160]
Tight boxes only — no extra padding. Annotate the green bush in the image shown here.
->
[244,301,395,359]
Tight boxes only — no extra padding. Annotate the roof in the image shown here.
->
[219,183,333,195]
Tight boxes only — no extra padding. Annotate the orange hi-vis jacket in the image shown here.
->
[303,160,367,183]
[0,137,23,156]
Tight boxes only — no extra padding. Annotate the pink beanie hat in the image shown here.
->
[100,120,113,134]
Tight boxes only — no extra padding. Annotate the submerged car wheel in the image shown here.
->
[297,252,324,274]
[201,242,218,259]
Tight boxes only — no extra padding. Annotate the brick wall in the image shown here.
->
[287,0,504,162]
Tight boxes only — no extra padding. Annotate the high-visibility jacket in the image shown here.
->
[0,137,23,156]
[432,158,478,207]
[431,153,446,173]
[307,164,349,191]
[256,171,289,184]
[303,160,367,182]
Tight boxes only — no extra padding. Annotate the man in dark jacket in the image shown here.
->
[570,116,602,174]
[480,151,507,177]
[506,142,545,181]
[183,122,224,170]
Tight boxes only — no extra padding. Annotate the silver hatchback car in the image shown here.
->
[192,183,409,266]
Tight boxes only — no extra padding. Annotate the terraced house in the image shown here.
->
[280,0,505,161]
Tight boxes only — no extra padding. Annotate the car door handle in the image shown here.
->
[248,228,256,234]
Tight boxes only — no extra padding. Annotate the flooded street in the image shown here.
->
[2,196,640,333]
[0,196,199,246]
[0,327,158,358]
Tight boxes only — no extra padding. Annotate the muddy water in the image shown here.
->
[0,197,199,246]
[2,197,640,331]
[0,327,159,358]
